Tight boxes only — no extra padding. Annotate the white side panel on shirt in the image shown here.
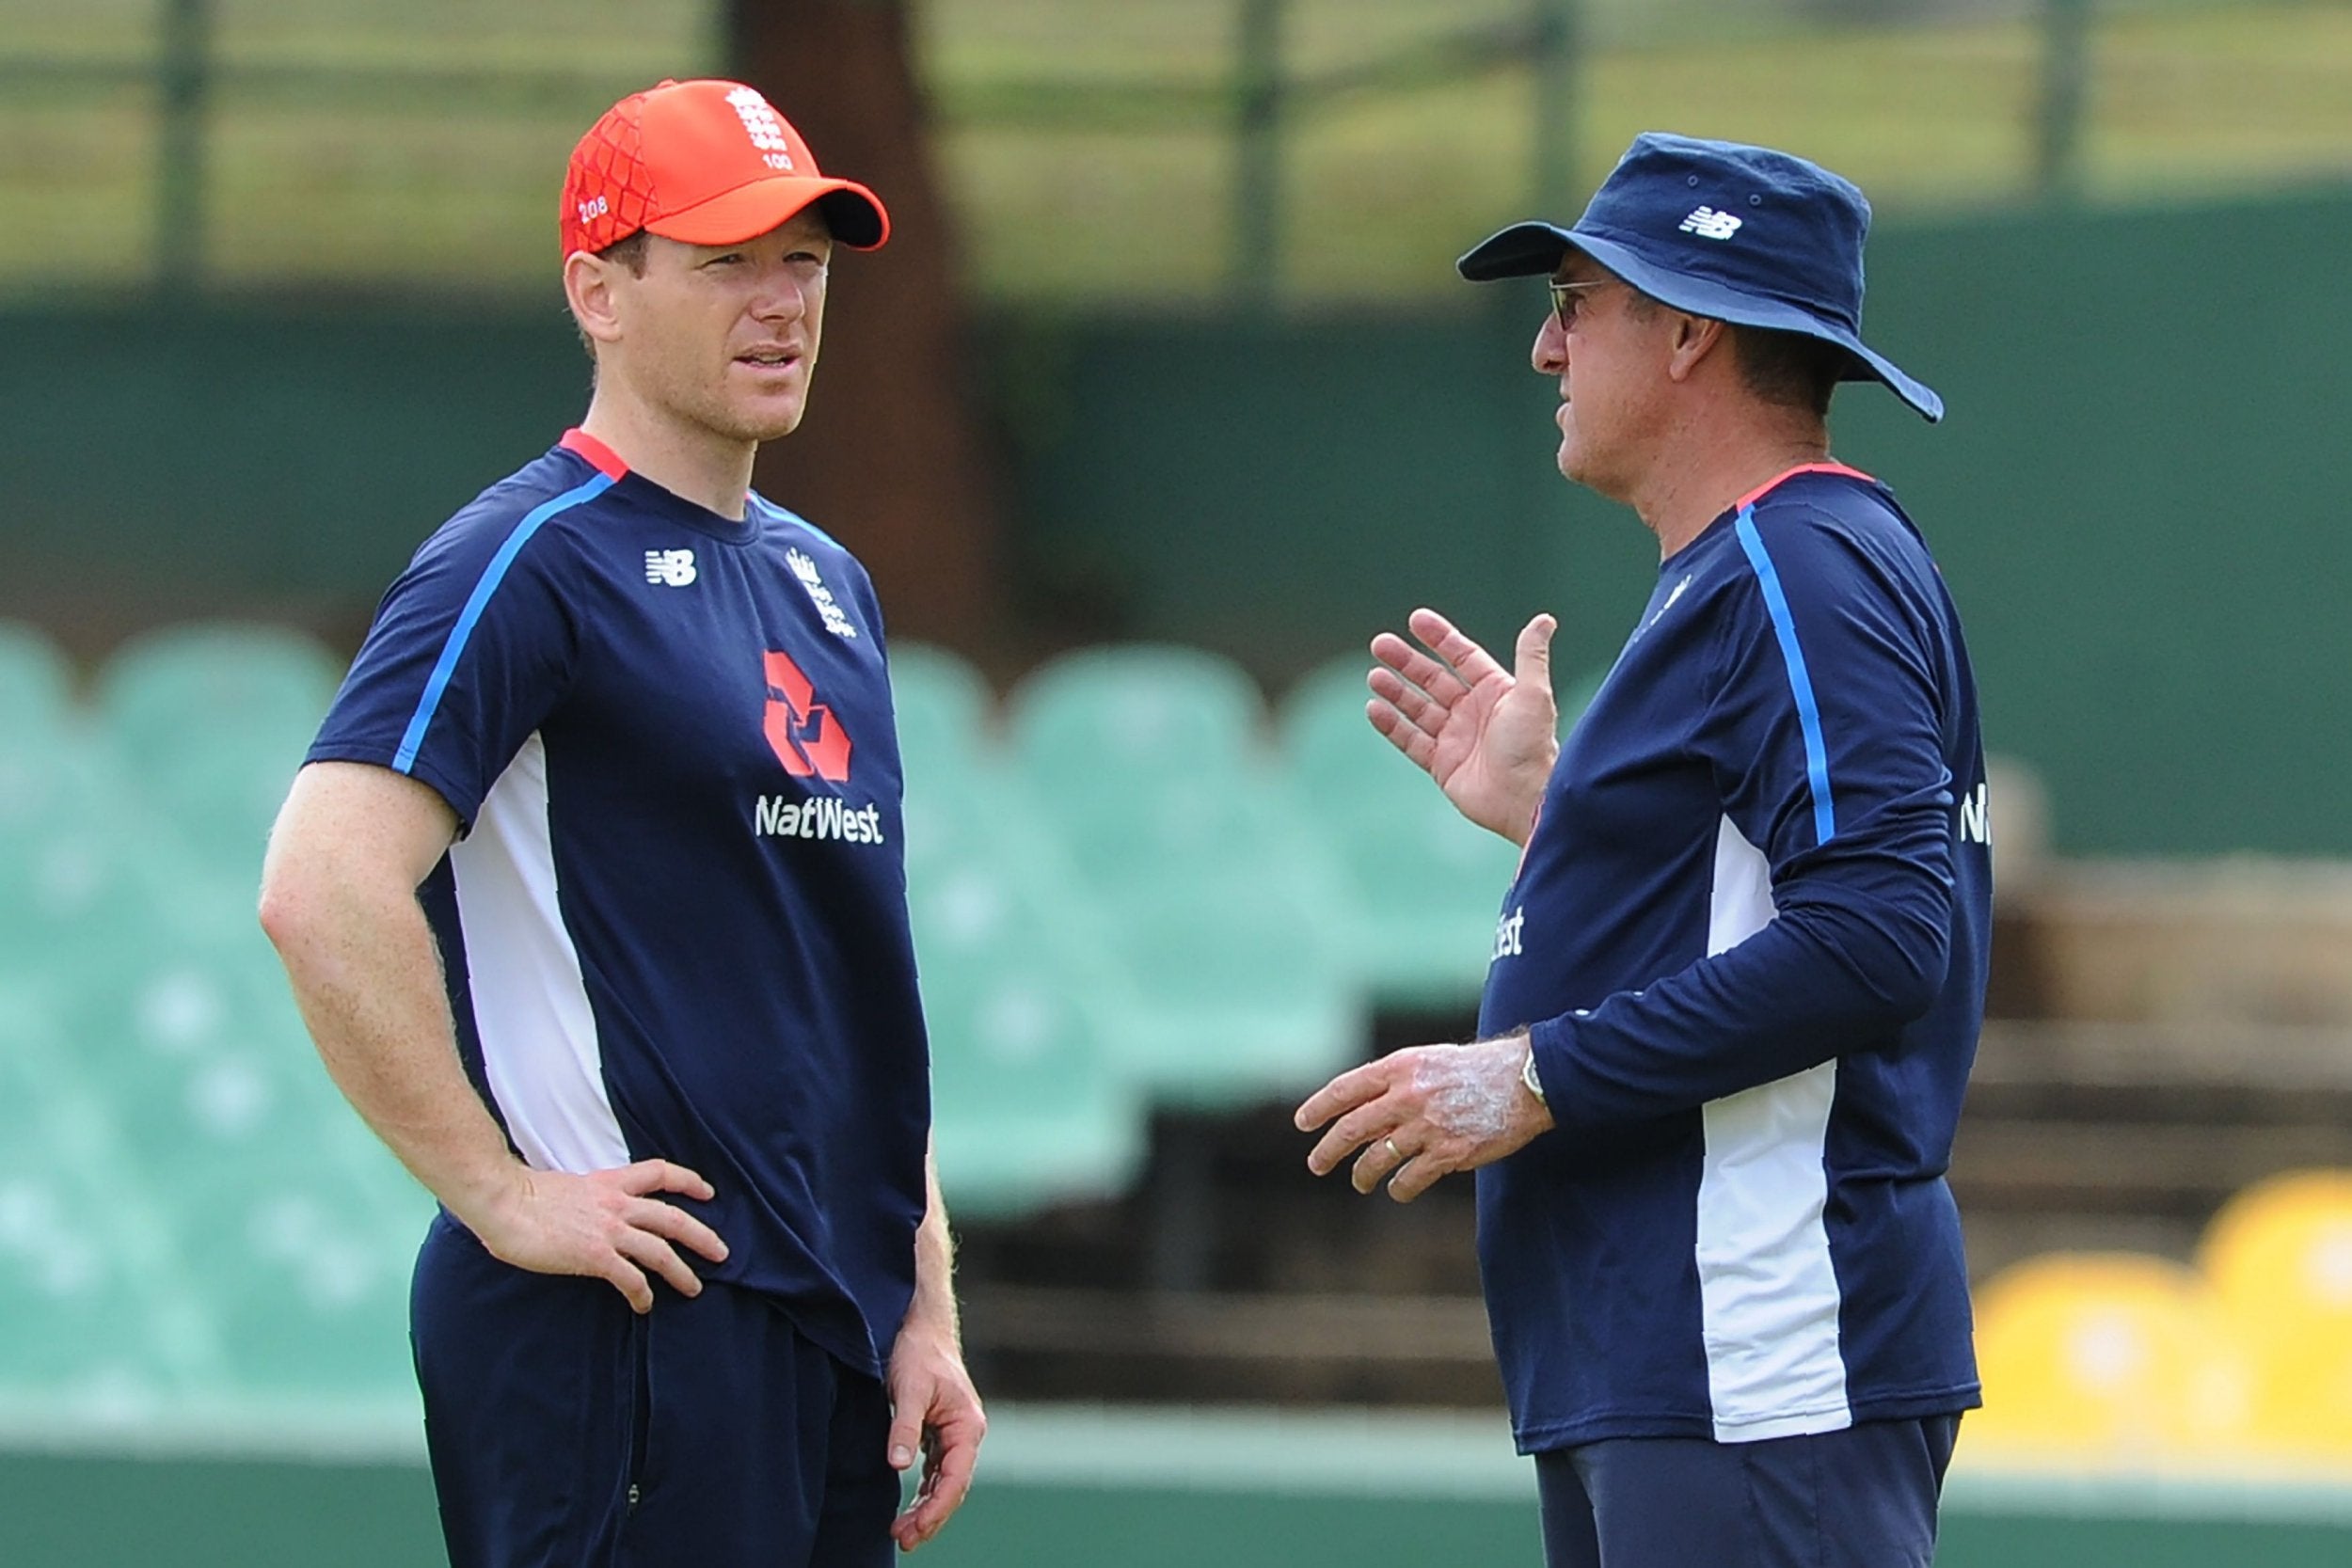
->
[1694,815,1852,1442]
[449,732,630,1174]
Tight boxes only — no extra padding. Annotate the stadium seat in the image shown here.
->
[0,761,187,979]
[0,998,185,1404]
[1007,647,1361,1106]
[909,816,1147,1218]
[95,623,343,886]
[889,641,994,775]
[0,620,73,737]
[96,623,342,743]
[2198,1167,2352,1455]
[1278,657,1521,1007]
[893,645,1038,888]
[1969,1252,2251,1460]
[1007,646,1305,889]
[186,1170,425,1399]
[59,911,431,1400]
[56,933,426,1397]
[1009,643,1264,783]
[52,921,397,1194]
[1096,872,1365,1108]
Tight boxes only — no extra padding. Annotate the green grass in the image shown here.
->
[3,0,2348,302]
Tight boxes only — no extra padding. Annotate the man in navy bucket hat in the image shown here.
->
[1296,135,1989,1567]
[1456,132,1944,420]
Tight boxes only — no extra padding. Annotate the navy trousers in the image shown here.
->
[1535,1416,1961,1568]
[411,1212,900,1568]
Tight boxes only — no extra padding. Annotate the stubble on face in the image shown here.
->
[1547,261,1663,504]
[612,214,834,451]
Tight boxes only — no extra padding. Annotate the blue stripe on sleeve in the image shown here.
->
[391,472,614,774]
[1734,506,1837,847]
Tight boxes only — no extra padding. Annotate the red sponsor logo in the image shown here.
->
[763,650,852,782]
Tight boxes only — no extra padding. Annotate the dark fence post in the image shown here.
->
[1232,0,1283,310]
[157,0,213,292]
[1530,0,1580,214]
[2037,0,2090,202]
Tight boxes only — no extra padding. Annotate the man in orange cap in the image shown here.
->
[262,80,982,1564]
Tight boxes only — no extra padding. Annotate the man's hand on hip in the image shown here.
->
[885,1309,987,1552]
[463,1159,729,1314]
[1367,608,1561,847]
[1295,1034,1553,1202]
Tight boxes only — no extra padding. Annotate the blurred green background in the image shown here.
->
[6,2,2352,1563]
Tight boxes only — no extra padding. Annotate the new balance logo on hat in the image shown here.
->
[1454,132,1947,421]
[645,548,698,586]
[1679,206,1743,240]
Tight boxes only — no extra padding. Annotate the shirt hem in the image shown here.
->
[1512,1383,1982,1455]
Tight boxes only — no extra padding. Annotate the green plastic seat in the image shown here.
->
[1279,657,1523,1006]
[924,973,1145,1219]
[1009,645,1264,783]
[1007,647,1361,1105]
[890,641,994,776]
[909,843,1139,1166]
[96,623,342,749]
[885,647,1060,945]
[58,927,350,1182]
[0,1160,176,1400]
[0,621,73,739]
[187,1173,422,1398]
[0,771,196,980]
[1096,870,1364,1107]
[96,624,341,886]
[1007,644,1340,892]
[907,799,1148,1216]
[57,941,423,1399]
[0,1006,179,1402]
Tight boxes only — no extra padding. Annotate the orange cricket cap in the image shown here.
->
[561,78,890,260]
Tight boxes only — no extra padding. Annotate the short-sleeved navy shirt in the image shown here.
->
[310,430,928,1376]
[1479,466,1991,1452]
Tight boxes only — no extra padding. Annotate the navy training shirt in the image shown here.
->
[1477,464,1991,1452]
[309,430,929,1377]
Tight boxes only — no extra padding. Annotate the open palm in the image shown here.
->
[1366,609,1561,846]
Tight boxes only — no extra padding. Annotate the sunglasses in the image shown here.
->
[1548,278,1616,329]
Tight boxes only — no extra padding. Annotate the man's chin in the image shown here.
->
[718,402,807,445]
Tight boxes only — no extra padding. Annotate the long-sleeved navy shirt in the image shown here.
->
[1477,464,1990,1452]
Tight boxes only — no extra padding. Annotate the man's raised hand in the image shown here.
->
[1367,609,1561,846]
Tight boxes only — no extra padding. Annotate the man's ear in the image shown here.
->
[564,251,626,349]
[1664,313,1729,384]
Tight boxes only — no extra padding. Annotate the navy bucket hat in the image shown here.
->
[1458,133,1943,422]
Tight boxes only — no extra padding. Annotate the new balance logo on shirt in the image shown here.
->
[645,549,697,586]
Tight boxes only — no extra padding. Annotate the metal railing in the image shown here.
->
[3,0,2319,304]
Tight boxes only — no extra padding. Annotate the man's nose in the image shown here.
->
[1532,311,1568,375]
[751,264,810,322]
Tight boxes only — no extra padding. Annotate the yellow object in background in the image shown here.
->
[2199,1168,2352,1457]
[1970,1252,2252,1462]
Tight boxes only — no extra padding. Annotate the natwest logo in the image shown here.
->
[763,649,851,782]
[1492,905,1525,961]
[755,795,884,844]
